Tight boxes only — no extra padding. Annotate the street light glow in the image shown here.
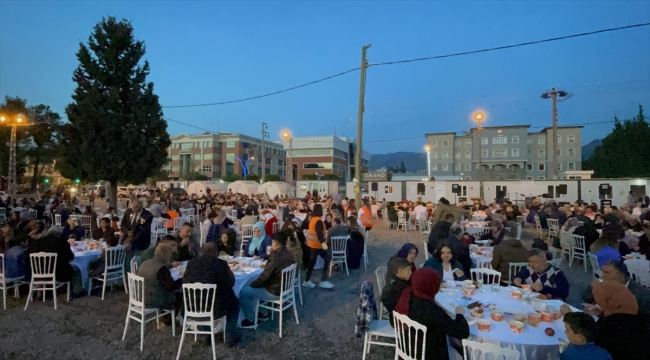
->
[425,145,431,151]
[16,116,23,123]
[0,116,5,122]
[281,130,291,140]
[473,110,486,122]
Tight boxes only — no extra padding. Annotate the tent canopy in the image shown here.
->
[227,180,260,195]
[187,181,229,196]
[257,181,294,198]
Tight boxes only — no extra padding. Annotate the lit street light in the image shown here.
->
[281,130,293,187]
[0,113,29,195]
[472,110,486,199]
[425,145,432,178]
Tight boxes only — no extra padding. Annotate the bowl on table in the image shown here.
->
[491,311,504,322]
[509,320,525,334]
[528,312,542,327]
[511,289,522,299]
[477,319,491,332]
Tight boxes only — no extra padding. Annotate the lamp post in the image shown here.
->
[425,145,431,178]
[281,130,293,187]
[472,110,486,199]
[0,113,28,196]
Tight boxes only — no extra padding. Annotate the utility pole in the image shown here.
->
[472,111,486,200]
[541,88,572,179]
[261,122,269,183]
[354,44,371,207]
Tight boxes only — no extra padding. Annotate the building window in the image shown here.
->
[455,140,461,147]
[226,140,235,148]
[465,176,472,180]
[455,164,461,171]
[527,150,532,158]
[171,154,179,160]
[481,137,488,145]
[538,176,545,180]
[538,163,545,171]
[193,153,201,160]
[538,149,545,158]
[292,149,333,157]
[431,152,438,159]
[526,176,533,180]
[431,164,438,171]
[481,149,488,158]
[568,148,575,156]
[465,140,471,147]
[557,162,562,170]
[226,153,235,164]
[526,164,533,171]
[557,136,562,144]
[455,152,461,159]
[538,137,545,145]
[568,162,575,170]
[527,138,532,144]
[203,153,213,160]
[557,148,562,156]
[442,152,449,159]
[180,143,192,151]
[492,135,507,144]
[512,136,519,144]
[512,148,519,157]
[442,140,449,147]
[465,163,471,171]
[384,186,393,194]
[432,140,438,147]
[493,149,507,157]
[303,163,333,169]
[465,151,471,159]
[442,164,448,171]
[201,165,212,172]
[278,159,284,166]
[568,135,575,143]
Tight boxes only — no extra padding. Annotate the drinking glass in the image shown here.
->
[477,278,484,292]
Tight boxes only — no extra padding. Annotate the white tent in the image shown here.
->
[257,181,295,198]
[227,180,260,196]
[187,181,229,196]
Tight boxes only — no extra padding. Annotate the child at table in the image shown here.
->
[561,312,612,360]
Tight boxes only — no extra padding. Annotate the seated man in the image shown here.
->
[238,230,295,328]
[581,260,650,318]
[173,224,199,262]
[136,241,182,313]
[183,243,241,347]
[380,257,412,326]
[427,213,455,256]
[3,237,27,279]
[514,249,569,300]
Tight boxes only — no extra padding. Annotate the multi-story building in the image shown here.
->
[279,135,371,181]
[168,133,286,180]
[424,125,582,180]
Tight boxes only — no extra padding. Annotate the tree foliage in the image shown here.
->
[181,171,208,181]
[584,105,650,178]
[244,174,260,183]
[221,174,240,183]
[399,161,407,173]
[321,174,339,180]
[264,174,281,182]
[302,174,317,180]
[60,17,170,207]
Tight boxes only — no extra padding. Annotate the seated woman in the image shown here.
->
[206,210,235,243]
[217,229,237,256]
[394,243,418,274]
[346,216,365,269]
[164,204,180,232]
[380,257,412,326]
[395,268,470,360]
[423,244,467,281]
[93,217,116,241]
[243,222,273,260]
[478,220,506,246]
[61,217,86,242]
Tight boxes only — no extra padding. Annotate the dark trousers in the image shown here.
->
[304,248,331,282]
[197,302,240,341]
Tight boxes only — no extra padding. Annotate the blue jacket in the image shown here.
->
[560,343,612,360]
[423,257,467,281]
[243,235,273,260]
[4,246,27,279]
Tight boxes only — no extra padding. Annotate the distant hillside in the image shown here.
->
[582,139,602,160]
[369,152,426,171]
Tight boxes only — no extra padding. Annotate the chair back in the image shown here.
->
[422,239,429,260]
[470,268,501,285]
[0,208,5,215]
[462,339,520,360]
[130,256,140,275]
[29,252,58,279]
[279,264,297,300]
[508,262,528,284]
[549,258,562,268]
[231,210,238,218]
[393,311,427,360]
[180,208,195,217]
[79,215,92,228]
[173,216,185,231]
[330,236,349,255]
[0,253,5,280]
[29,208,38,219]
[547,218,559,231]
[240,224,255,238]
[397,211,406,221]
[126,272,145,308]
[587,252,602,278]
[54,214,62,226]
[105,245,127,270]
[571,234,585,251]
[472,214,487,221]
[534,215,541,229]
[375,266,387,293]
[182,283,216,319]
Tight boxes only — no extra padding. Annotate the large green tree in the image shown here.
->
[584,105,650,178]
[26,104,62,189]
[60,17,170,207]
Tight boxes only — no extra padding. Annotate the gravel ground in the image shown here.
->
[0,220,592,360]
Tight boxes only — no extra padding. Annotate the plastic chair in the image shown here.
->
[239,224,255,251]
[294,269,303,305]
[587,252,602,279]
[393,311,427,360]
[362,319,396,360]
[230,210,238,218]
[559,231,573,264]
[88,245,127,300]
[122,273,176,352]
[422,239,429,260]
[130,256,140,275]
[255,263,299,338]
[375,266,387,320]
[54,214,62,227]
[0,207,7,224]
[507,262,528,286]
[1,253,26,310]
[24,252,70,310]
[175,283,226,360]
[462,339,520,360]
[571,234,587,272]
[470,268,501,285]
[329,236,349,277]
[361,231,369,269]
[79,215,93,238]
[397,211,408,231]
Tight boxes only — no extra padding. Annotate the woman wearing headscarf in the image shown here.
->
[395,243,419,274]
[478,220,506,246]
[395,268,470,360]
[561,217,580,233]
[243,222,272,260]
[346,216,365,269]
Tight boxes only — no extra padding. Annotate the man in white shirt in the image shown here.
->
[413,202,428,221]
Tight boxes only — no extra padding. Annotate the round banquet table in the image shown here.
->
[70,245,103,286]
[436,282,579,360]
[170,257,263,297]
[470,246,494,269]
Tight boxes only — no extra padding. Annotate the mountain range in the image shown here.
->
[369,140,603,171]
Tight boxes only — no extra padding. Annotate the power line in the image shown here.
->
[370,23,650,66]
[162,67,360,109]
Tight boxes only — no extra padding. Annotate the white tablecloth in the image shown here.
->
[470,246,494,268]
[170,257,263,297]
[437,282,577,360]
[70,247,103,285]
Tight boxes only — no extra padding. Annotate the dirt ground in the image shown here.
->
[0,219,593,360]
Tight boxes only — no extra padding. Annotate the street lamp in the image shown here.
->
[0,113,29,195]
[425,145,431,178]
[472,110,486,199]
[281,130,293,187]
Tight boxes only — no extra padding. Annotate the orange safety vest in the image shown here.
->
[307,216,324,249]
[359,206,373,228]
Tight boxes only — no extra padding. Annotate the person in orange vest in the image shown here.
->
[358,199,374,232]
[302,204,335,289]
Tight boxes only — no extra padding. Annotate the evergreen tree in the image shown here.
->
[399,160,407,173]
[584,105,650,178]
[60,17,170,207]
[27,104,62,189]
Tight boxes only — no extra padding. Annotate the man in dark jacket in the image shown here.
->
[183,243,241,347]
[441,227,472,275]
[120,200,154,272]
[238,231,295,328]
[380,257,411,326]
[427,213,455,255]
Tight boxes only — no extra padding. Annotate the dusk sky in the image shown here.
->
[1,0,649,154]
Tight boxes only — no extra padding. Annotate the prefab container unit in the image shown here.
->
[346,181,405,203]
[156,181,189,190]
[481,180,579,207]
[579,179,648,207]
[443,181,481,203]
[295,181,339,199]
[187,181,229,196]
[404,181,446,204]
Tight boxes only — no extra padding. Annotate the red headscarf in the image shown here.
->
[592,280,638,316]
[395,268,441,315]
